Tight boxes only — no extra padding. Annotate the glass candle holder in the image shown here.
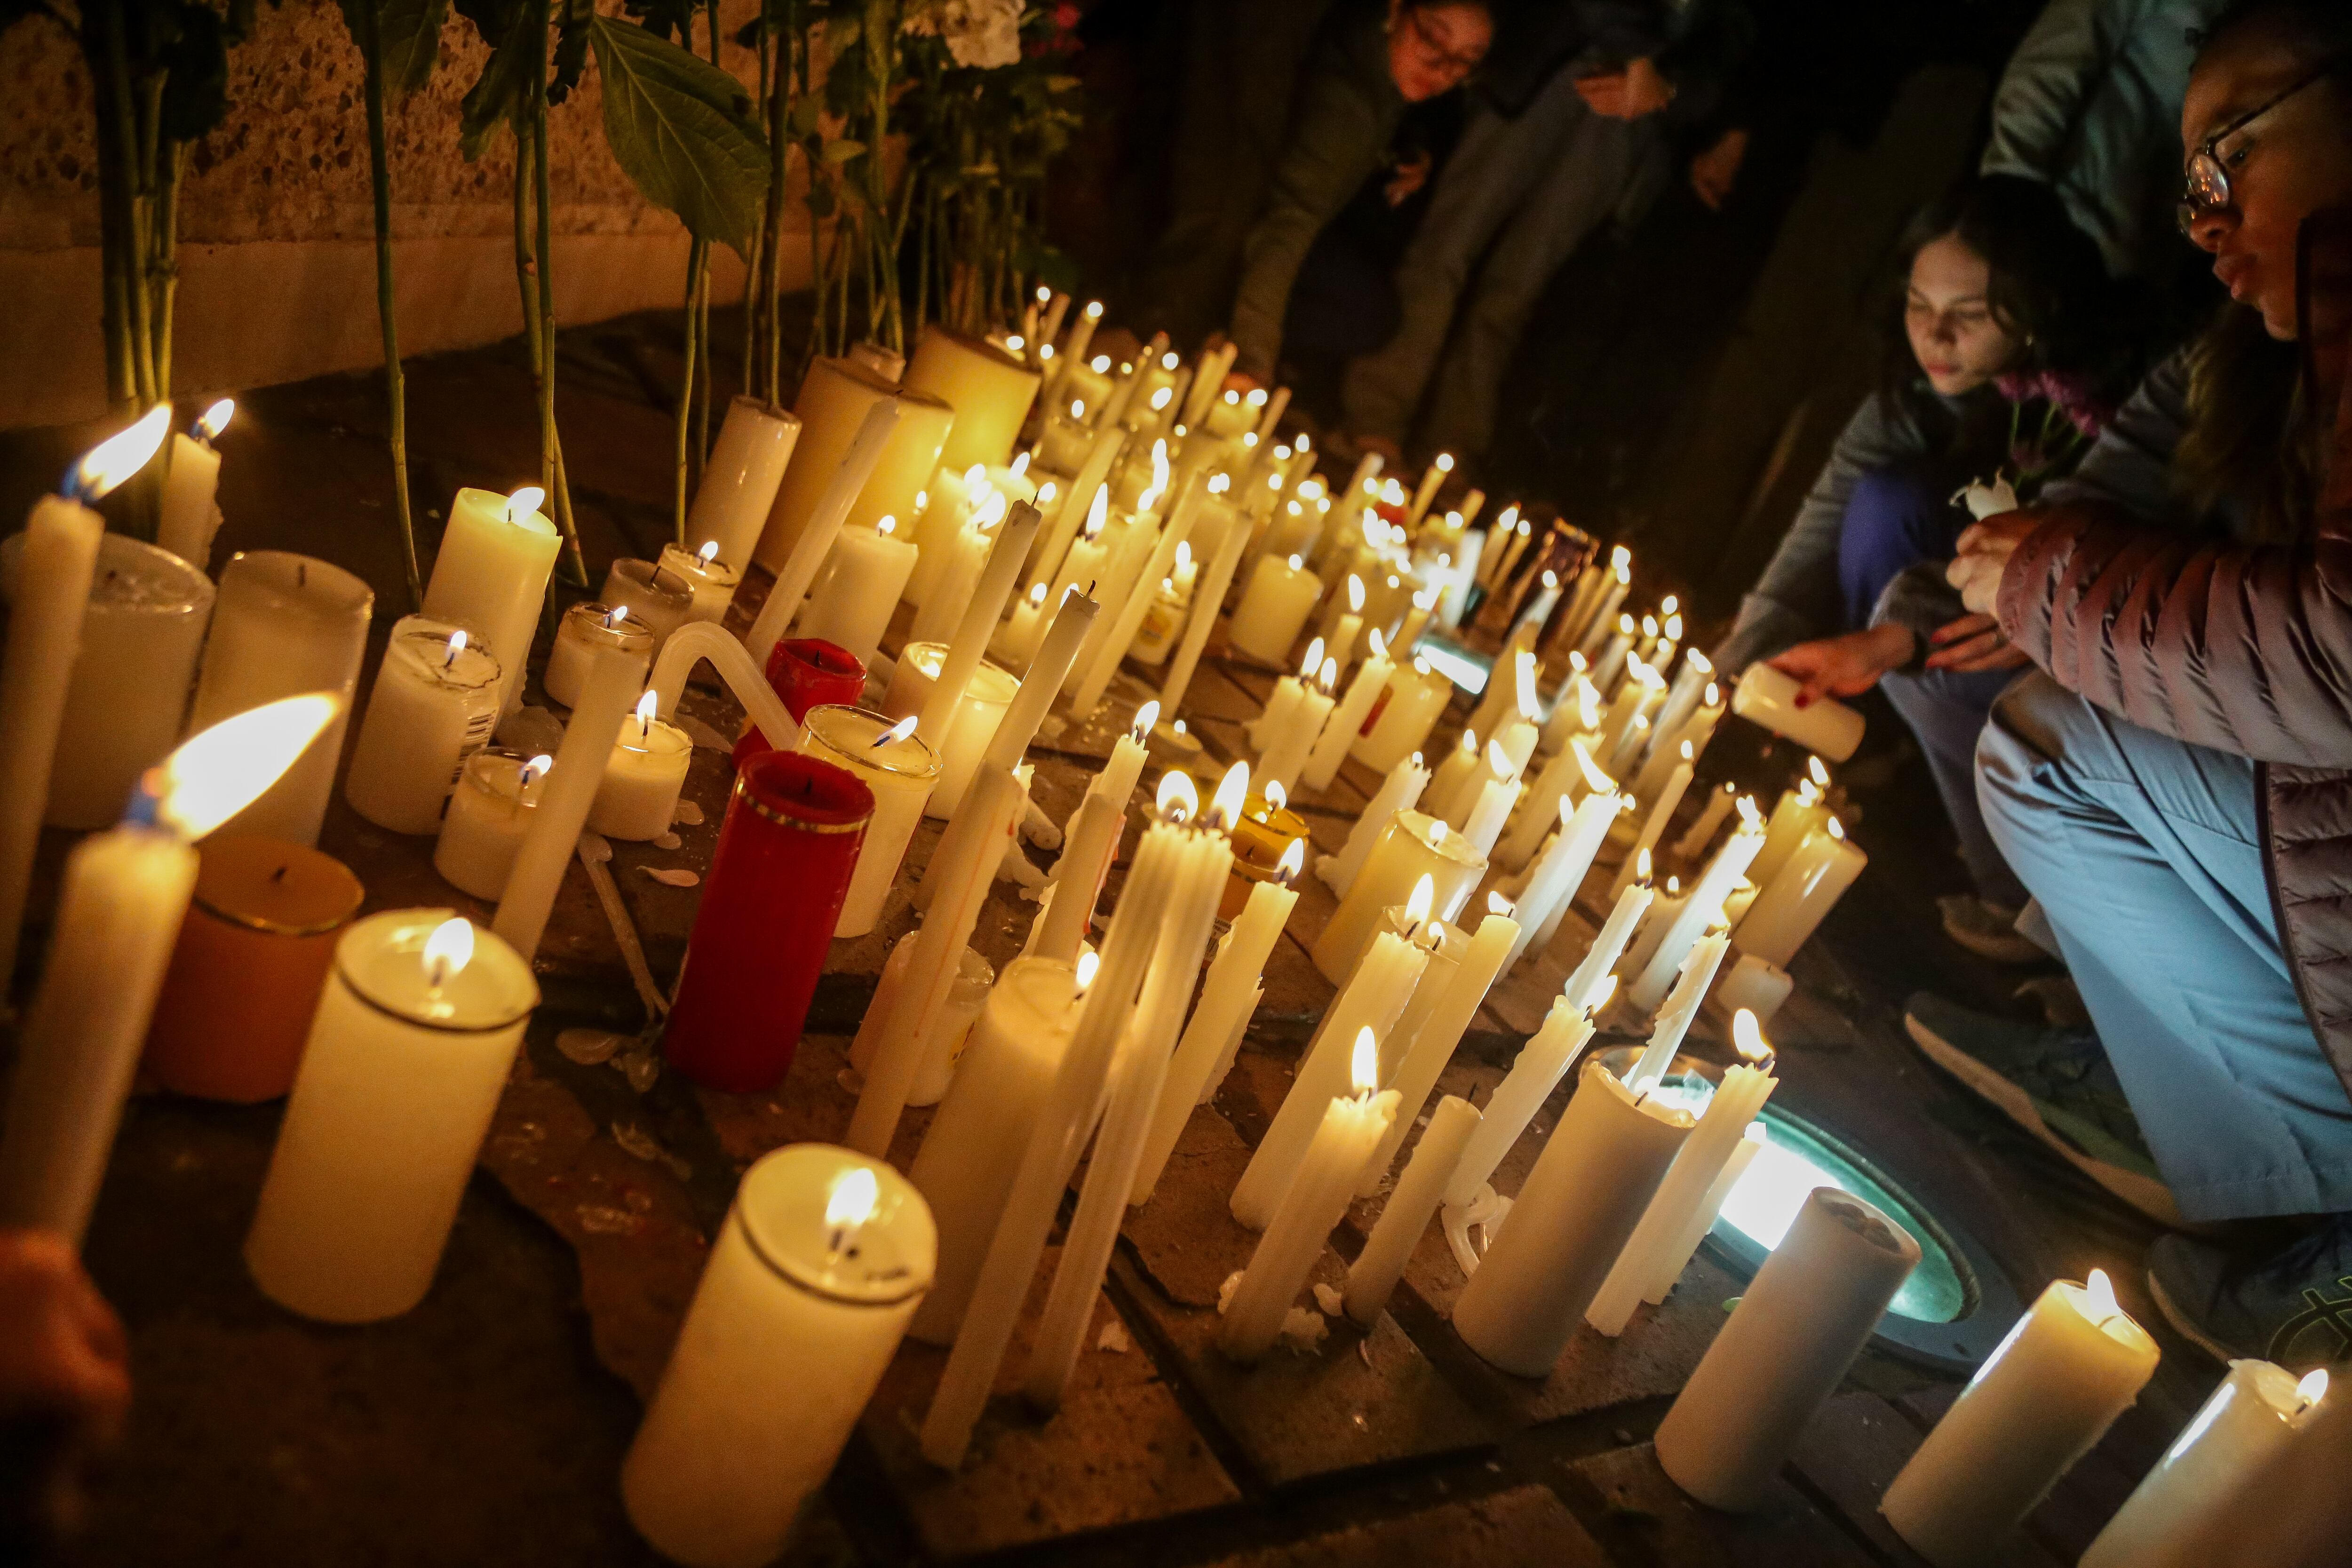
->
[734,637,868,767]
[657,541,744,626]
[544,601,655,710]
[142,836,365,1102]
[433,749,550,901]
[663,752,874,1092]
[877,641,1021,818]
[345,615,503,835]
[600,557,694,650]
[1220,794,1309,921]
[792,705,940,939]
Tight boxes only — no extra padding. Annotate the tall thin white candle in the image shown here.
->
[1318,751,1430,897]
[1442,988,1602,1208]
[492,643,648,962]
[744,399,901,668]
[1343,1094,1480,1325]
[1359,907,1516,1193]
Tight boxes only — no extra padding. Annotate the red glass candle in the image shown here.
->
[664,752,874,1092]
[734,638,868,767]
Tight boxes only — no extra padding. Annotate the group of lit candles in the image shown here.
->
[0,294,2308,1568]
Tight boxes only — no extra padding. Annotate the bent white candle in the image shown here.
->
[1517,787,1627,964]
[423,485,559,716]
[156,398,233,570]
[1443,987,1604,1208]
[245,912,538,1320]
[344,619,503,835]
[1883,1269,2160,1568]
[1731,662,1863,762]
[1344,1094,1479,1325]
[1628,806,1762,1014]
[588,692,693,843]
[685,395,800,569]
[1654,1188,1921,1511]
[492,643,647,961]
[1627,926,1732,1089]
[623,1148,933,1568]
[1561,869,1653,1007]
[434,750,550,901]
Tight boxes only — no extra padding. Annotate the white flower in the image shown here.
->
[1954,474,2018,520]
[903,0,1025,67]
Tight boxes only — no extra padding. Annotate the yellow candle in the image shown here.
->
[904,325,1043,471]
[757,356,953,574]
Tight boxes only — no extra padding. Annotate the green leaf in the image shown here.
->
[588,13,771,257]
[821,137,863,164]
[157,1,229,142]
[380,0,449,93]
[456,0,536,160]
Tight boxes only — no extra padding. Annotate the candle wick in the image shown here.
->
[298,562,308,589]
[271,864,288,883]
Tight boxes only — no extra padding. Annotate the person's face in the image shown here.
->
[1905,232,2019,396]
[2182,32,2352,340]
[1388,2,1489,103]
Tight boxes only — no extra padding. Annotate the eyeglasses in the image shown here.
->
[2177,59,2345,234]
[1398,7,1484,80]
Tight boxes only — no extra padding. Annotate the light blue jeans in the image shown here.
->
[1976,674,2352,1222]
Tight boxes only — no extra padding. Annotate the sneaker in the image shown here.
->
[2147,1217,2352,1367]
[2013,974,2092,1030]
[1937,895,2048,964]
[1903,993,2181,1227]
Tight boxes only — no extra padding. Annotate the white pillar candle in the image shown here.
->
[756,362,947,573]
[1640,1120,1767,1309]
[344,617,503,836]
[1443,992,1599,1207]
[1730,662,1864,762]
[880,644,1021,819]
[1514,787,1626,965]
[434,750,550,901]
[1653,1187,1922,1511]
[1256,662,1335,797]
[657,540,743,627]
[1302,639,1393,791]
[1031,779,1137,965]
[1610,745,1692,899]
[2080,1361,2329,1568]
[1734,819,1866,968]
[745,399,904,667]
[907,955,1088,1345]
[187,550,374,846]
[423,485,560,716]
[1035,401,1095,475]
[1344,1094,1480,1326]
[1352,656,1453,774]
[1621,879,1686,981]
[601,557,695,651]
[1220,1029,1399,1363]
[1538,670,1601,757]
[1231,925,1429,1230]
[1561,875,1653,1008]
[1360,908,1517,1193]
[156,405,232,570]
[622,1146,933,1568]
[588,694,693,843]
[1227,553,1323,665]
[685,395,801,569]
[1713,952,1794,1027]
[793,705,942,938]
[1750,772,1832,890]
[793,515,917,668]
[1596,659,1662,767]
[1311,811,1486,983]
[1319,751,1430,897]
[1671,780,1739,864]
[1451,1060,1695,1377]
[544,603,655,709]
[1883,1271,2161,1568]
[492,643,648,962]
[1627,813,1763,1014]
[245,911,537,1320]
[0,493,102,983]
[905,324,1043,471]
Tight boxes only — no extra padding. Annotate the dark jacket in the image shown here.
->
[1996,215,2352,1098]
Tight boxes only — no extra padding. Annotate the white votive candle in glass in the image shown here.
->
[879,641,1022,818]
[793,706,941,938]
[433,750,551,901]
[795,514,917,667]
[544,602,656,709]
[601,557,695,651]
[588,692,693,843]
[245,912,539,1321]
[345,618,503,836]
[423,485,560,716]
[658,540,743,627]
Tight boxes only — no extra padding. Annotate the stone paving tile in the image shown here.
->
[1788,1392,2066,1568]
[1202,1483,1613,1568]
[1125,1104,1263,1308]
[1562,1442,1878,1568]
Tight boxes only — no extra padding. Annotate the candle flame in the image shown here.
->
[1090,354,1110,373]
[1004,334,1025,353]
[1828,817,1846,841]
[1636,847,1653,884]
[1173,719,1186,736]
[1263,780,1287,812]
[67,405,171,501]
[826,1165,880,1232]
[1487,891,1515,917]
[1541,569,1558,589]
[1516,651,1539,718]
[424,916,475,988]
[147,692,340,839]
[1039,344,1055,362]
[1037,284,1054,303]
[696,539,720,565]
[1485,739,1511,773]
[1797,779,1821,808]
[1425,817,1446,848]
[1642,615,1659,639]
[2084,1268,2121,1322]
[1367,628,1387,661]
[1703,681,1720,707]
[1028,581,1047,610]
[1574,741,1615,795]
[1343,574,1366,614]
[1318,657,1338,693]
[873,714,918,748]
[197,398,235,441]
[1209,473,1231,494]
[1276,837,1305,883]
[1414,584,1439,610]
[1414,657,1431,676]
[1809,756,1830,787]
[1075,950,1101,992]
[1586,973,1619,1014]
[1619,614,1636,636]
[963,463,989,500]
[1084,486,1109,539]
[1150,386,1174,411]
[1351,1027,1380,1095]
[1736,796,1764,830]
[1209,761,1249,831]
[1223,390,1239,406]
[1084,300,1104,320]
[1287,553,1303,571]
[1158,770,1198,823]
[1732,1009,1773,1065]
[1131,700,1161,742]
[1038,481,1058,507]
[445,629,468,665]
[1009,451,1032,480]
[523,754,553,786]
[1666,876,1681,895]
[1070,399,1087,421]
[1404,873,1435,926]
[1409,751,1424,769]
[635,689,660,734]
[1679,740,1694,762]
[2298,1368,2329,1409]
[506,485,545,523]
[1435,453,1454,473]
[1174,540,1192,573]
[1665,614,1684,640]
[1578,685,1603,730]
[1300,637,1325,678]
[605,604,629,629]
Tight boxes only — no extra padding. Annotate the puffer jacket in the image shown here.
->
[1996,214,2352,1097]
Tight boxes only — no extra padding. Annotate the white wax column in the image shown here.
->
[0,828,197,1242]
[1071,498,1192,715]
[434,750,547,900]
[588,715,693,842]
[1231,931,1428,1230]
[1131,872,1300,1203]
[1028,429,1126,596]
[423,486,560,716]
[1345,1095,1480,1325]
[986,590,1098,771]
[0,496,100,982]
[657,541,744,627]
[1058,510,1161,701]
[1452,1061,1695,1377]
[188,551,373,846]
[795,519,917,667]
[1323,611,1363,673]
[1672,781,1739,863]
[793,705,942,938]
[1311,811,1486,983]
[1032,793,1128,965]
[245,910,539,1320]
[910,508,997,645]
[1577,570,1633,660]
[906,325,1044,470]
[1628,823,1763,1014]
[1422,729,1484,825]
[1588,626,1634,698]
[345,617,504,836]
[492,643,647,961]
[1154,486,1251,723]
[1883,1276,2161,1568]
[1514,787,1624,965]
[1227,554,1323,665]
[1734,824,1867,968]
[1300,647,1392,790]
[1561,878,1652,1008]
[1628,931,1731,1088]
[1642,1122,1766,1306]
[155,430,226,571]
[744,399,903,668]
[1496,741,1596,874]
[1443,996,1594,1206]
[686,396,801,569]
[1257,682,1334,796]
[1461,774,1518,859]
[1248,672,1309,753]
[1589,1057,1778,1335]
[908,956,1083,1345]
[622,1145,934,1568]
[1351,659,1453,774]
[914,496,1043,740]
[1406,458,1447,529]
[1319,752,1430,897]
[1643,651,1715,768]
[1730,662,1865,762]
[1654,1189,1922,1511]
[1610,753,1692,899]
[1621,885,1688,981]
[1751,782,1832,890]
[544,603,656,709]
[1360,912,1516,1192]
[1538,671,1600,756]
[2080,1360,2320,1568]
[1595,662,1660,765]
[1220,1084,1400,1363]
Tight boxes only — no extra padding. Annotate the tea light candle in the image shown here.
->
[186,550,374,846]
[1220,1028,1399,1363]
[344,618,503,836]
[795,515,916,667]
[1734,818,1866,968]
[245,911,540,1321]
[905,324,1042,470]
[1731,662,1864,762]
[545,603,656,709]
[1320,751,1430,897]
[1654,1188,1922,1510]
[142,836,364,1103]
[1713,952,1794,1027]
[793,706,942,938]
[685,395,801,568]
[156,399,233,569]
[880,643,1021,818]
[757,356,950,573]
[1301,633,1392,790]
[491,642,648,961]
[1451,1059,1696,1377]
[601,557,695,650]
[657,540,743,626]
[1228,553,1322,665]
[1883,1271,2161,1568]
[423,485,560,716]
[1353,656,1453,774]
[1311,810,1486,983]
[433,750,551,901]
[588,692,694,842]
[622,1146,934,1568]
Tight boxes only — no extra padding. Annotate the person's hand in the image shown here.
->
[0,1231,129,1551]
[1575,56,1675,120]
[1947,512,2039,615]
[1766,623,1915,707]
[1689,127,1748,210]
[1923,612,2032,674]
[1386,149,1433,207]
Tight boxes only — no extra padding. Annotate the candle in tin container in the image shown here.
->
[1220,786,1309,921]
[344,616,503,835]
[545,602,655,710]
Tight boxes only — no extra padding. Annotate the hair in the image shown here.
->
[2193,0,2352,76]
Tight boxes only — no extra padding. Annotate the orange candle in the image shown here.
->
[1220,791,1309,921]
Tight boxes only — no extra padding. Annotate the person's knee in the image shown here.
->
[1976,672,2107,840]
[1841,465,1953,555]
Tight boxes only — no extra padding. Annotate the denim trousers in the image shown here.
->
[1977,673,2352,1222]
